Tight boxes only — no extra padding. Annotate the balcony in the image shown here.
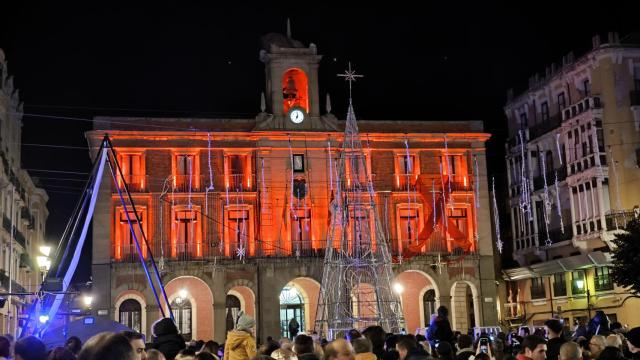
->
[529,114,562,140]
[114,239,330,263]
[605,210,636,231]
[533,167,566,191]
[547,225,573,244]
[562,96,602,122]
[503,303,523,320]
[2,215,27,249]
[115,174,148,192]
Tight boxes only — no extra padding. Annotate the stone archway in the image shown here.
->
[394,270,440,333]
[227,286,256,332]
[165,276,214,341]
[280,277,320,338]
[450,280,480,333]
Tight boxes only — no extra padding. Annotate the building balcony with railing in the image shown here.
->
[562,96,602,122]
[532,167,567,191]
[529,114,562,140]
[605,210,636,231]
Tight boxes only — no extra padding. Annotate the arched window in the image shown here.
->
[226,295,241,332]
[119,299,142,333]
[423,289,436,326]
[171,297,192,341]
[282,68,309,114]
[279,286,304,339]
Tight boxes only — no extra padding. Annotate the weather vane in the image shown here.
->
[337,61,363,100]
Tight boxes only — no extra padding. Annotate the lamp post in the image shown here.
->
[36,255,51,283]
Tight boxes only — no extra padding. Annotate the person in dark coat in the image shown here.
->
[151,317,186,360]
[427,306,454,348]
[587,311,610,338]
[545,319,566,360]
[289,318,300,339]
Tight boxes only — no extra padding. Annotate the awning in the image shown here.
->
[502,251,612,281]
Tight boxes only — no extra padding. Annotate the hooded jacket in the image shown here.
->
[152,318,186,360]
[224,330,257,360]
[356,352,379,360]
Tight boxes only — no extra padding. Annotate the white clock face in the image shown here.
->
[290,109,305,124]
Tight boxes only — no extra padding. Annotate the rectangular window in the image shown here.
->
[172,208,202,257]
[118,153,144,190]
[401,155,415,174]
[571,270,586,295]
[116,209,146,260]
[174,154,197,190]
[229,209,249,245]
[291,208,311,251]
[347,206,375,254]
[398,208,420,247]
[558,93,566,111]
[293,154,305,172]
[520,113,528,127]
[541,101,549,121]
[447,208,468,239]
[583,79,591,96]
[594,267,614,292]
[553,273,567,297]
[226,154,252,190]
[530,277,546,299]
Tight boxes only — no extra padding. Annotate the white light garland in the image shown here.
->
[540,151,552,247]
[492,177,503,253]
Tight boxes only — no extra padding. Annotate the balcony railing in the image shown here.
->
[562,96,602,122]
[116,174,148,192]
[533,167,566,191]
[2,215,26,249]
[529,114,562,140]
[546,224,573,244]
[605,210,636,231]
[503,303,523,319]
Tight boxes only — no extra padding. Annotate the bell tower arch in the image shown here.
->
[258,33,336,131]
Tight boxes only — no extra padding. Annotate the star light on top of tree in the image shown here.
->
[337,62,363,99]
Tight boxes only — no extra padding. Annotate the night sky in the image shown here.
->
[0,3,637,276]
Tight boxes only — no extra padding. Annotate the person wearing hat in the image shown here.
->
[224,311,257,360]
[627,327,640,360]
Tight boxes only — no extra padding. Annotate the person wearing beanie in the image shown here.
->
[224,311,257,360]
[151,317,187,360]
[627,327,640,360]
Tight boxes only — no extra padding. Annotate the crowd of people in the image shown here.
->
[0,307,638,360]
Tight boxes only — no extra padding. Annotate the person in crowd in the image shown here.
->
[604,335,623,351]
[77,332,137,360]
[122,331,148,360]
[395,336,428,360]
[455,334,475,360]
[324,339,355,360]
[437,341,455,360]
[201,341,221,360]
[14,336,47,360]
[427,306,454,348]
[519,335,546,360]
[47,347,76,360]
[573,321,588,341]
[597,346,624,360]
[289,319,300,339]
[175,349,196,360]
[587,312,610,338]
[349,330,363,342]
[224,311,257,360]
[260,339,280,357]
[196,353,217,360]
[545,319,566,360]
[559,342,582,360]
[353,338,376,360]
[626,327,640,360]
[151,318,187,360]
[271,338,297,360]
[0,336,10,360]
[383,335,400,360]
[294,334,319,360]
[65,337,83,356]
[362,327,386,360]
[474,354,491,360]
[589,336,606,359]
[609,323,623,335]
[414,335,430,356]
[147,349,167,360]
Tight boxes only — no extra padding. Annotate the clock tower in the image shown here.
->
[256,33,337,131]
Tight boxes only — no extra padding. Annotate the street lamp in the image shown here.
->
[39,245,52,257]
[393,283,404,294]
[39,314,49,324]
[83,295,94,308]
[36,255,51,282]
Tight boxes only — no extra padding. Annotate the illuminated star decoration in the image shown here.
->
[337,61,363,100]
[236,245,246,261]
[295,246,300,260]
[396,254,403,265]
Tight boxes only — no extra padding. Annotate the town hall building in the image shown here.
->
[87,33,499,342]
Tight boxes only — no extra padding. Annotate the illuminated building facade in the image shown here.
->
[502,33,640,328]
[88,33,499,341]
